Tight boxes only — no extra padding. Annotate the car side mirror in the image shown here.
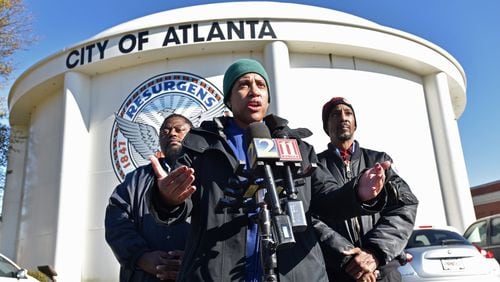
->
[16,269,28,279]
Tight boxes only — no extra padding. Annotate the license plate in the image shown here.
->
[441,258,465,270]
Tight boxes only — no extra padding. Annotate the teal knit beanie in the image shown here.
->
[223,58,271,108]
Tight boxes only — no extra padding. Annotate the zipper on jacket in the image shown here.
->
[345,160,352,180]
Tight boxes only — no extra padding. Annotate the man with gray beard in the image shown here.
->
[314,97,418,282]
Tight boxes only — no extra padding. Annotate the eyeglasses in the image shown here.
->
[161,126,189,135]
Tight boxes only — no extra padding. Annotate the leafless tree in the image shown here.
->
[0,0,35,87]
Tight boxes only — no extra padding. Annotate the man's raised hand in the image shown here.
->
[357,161,391,202]
[150,156,196,206]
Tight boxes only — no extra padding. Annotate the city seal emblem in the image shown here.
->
[110,72,226,182]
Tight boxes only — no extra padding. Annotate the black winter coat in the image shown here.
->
[105,162,191,282]
[151,115,386,282]
[314,141,418,281]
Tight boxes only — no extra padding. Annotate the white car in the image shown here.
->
[398,226,500,282]
[0,253,38,281]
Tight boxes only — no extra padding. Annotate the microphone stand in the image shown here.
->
[257,161,295,281]
[255,190,278,282]
[216,136,298,281]
[214,165,282,281]
[216,183,283,281]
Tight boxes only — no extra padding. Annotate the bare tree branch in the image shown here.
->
[0,0,36,86]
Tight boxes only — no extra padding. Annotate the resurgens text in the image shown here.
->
[66,20,277,69]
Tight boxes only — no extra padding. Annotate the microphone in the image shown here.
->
[245,122,295,249]
[245,123,280,170]
[273,137,308,232]
[245,122,282,214]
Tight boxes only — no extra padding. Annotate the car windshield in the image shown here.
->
[0,255,20,277]
[406,229,470,248]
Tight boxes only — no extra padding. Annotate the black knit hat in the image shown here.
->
[321,97,357,135]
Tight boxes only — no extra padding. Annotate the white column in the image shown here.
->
[264,41,290,116]
[53,71,91,280]
[0,125,28,259]
[423,72,475,232]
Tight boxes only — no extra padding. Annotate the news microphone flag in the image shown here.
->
[274,138,302,162]
[247,138,280,169]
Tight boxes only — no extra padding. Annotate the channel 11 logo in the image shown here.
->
[275,139,302,162]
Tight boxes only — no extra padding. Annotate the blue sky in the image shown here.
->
[1,0,499,186]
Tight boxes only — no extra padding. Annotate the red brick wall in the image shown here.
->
[474,202,500,219]
[471,180,500,218]
[471,181,500,196]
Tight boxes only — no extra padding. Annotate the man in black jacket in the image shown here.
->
[314,97,418,281]
[105,114,192,282]
[148,59,392,282]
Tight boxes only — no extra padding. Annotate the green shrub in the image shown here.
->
[27,270,49,282]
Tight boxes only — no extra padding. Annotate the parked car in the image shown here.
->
[398,226,500,282]
[0,253,37,281]
[464,214,500,263]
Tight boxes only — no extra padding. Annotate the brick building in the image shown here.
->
[471,180,500,218]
